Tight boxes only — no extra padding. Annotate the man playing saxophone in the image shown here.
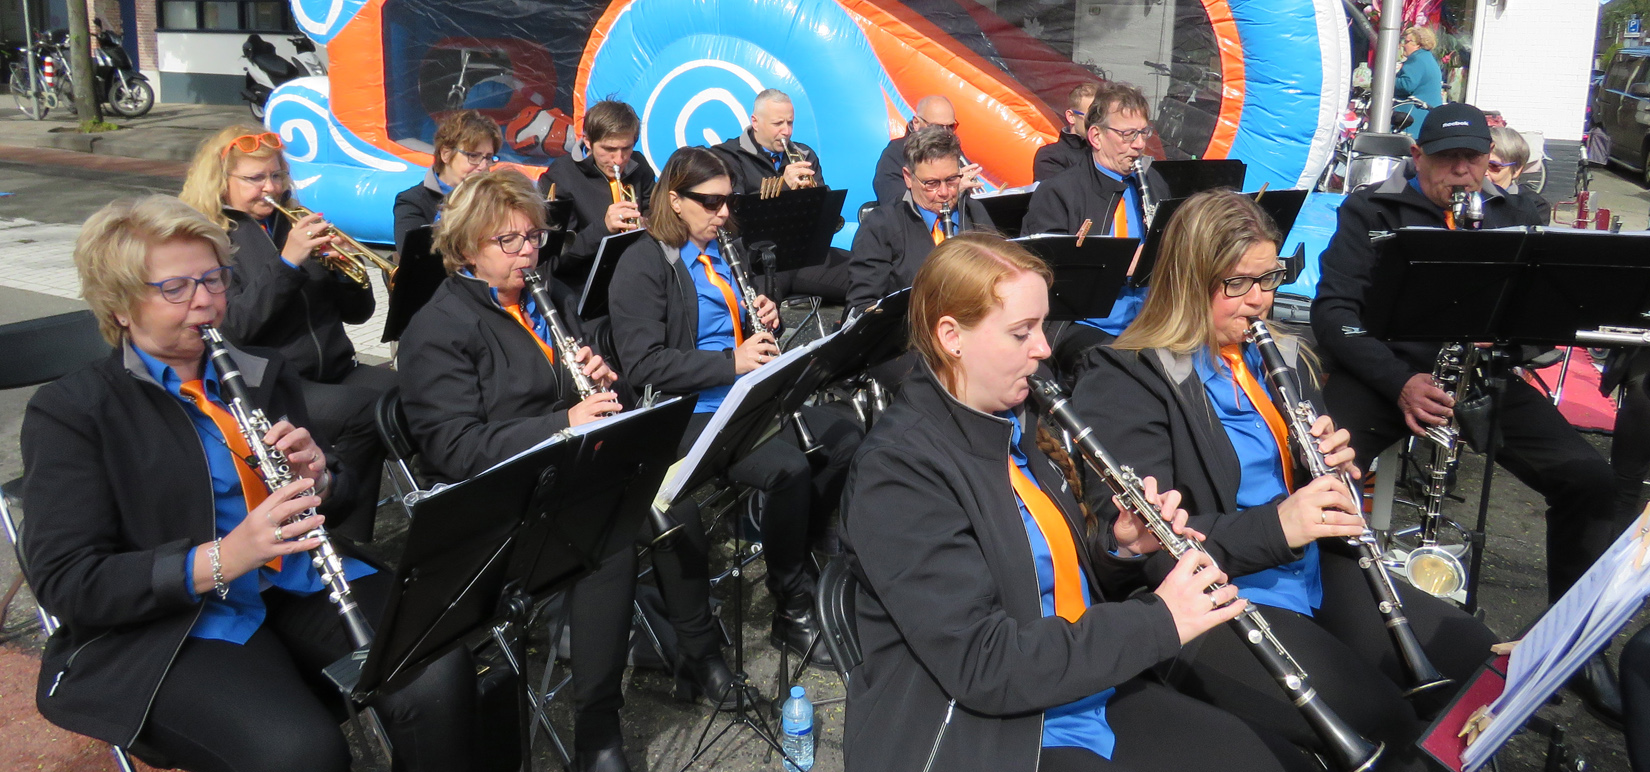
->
[538,99,656,287]
[1312,102,1622,724]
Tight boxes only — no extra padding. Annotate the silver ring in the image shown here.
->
[306,230,315,238]
[1209,594,1219,610]
[1319,512,1327,524]
[274,525,285,541]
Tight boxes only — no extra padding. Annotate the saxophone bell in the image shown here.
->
[1448,186,1484,230]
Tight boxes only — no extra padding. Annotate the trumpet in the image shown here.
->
[1028,376,1384,772]
[198,324,375,649]
[610,164,640,229]
[263,196,398,290]
[1245,319,1451,696]
[520,268,601,401]
[782,139,816,189]
[1449,186,1483,230]
[1131,157,1159,231]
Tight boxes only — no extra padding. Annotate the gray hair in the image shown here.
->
[1489,127,1530,169]
[753,89,791,111]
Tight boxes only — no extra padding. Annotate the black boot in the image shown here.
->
[1569,654,1625,730]
[673,650,744,711]
[771,592,835,669]
[572,743,631,772]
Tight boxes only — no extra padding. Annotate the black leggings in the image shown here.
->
[1169,548,1498,772]
[1038,678,1319,772]
[133,572,476,772]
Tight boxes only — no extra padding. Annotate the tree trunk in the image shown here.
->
[66,0,102,126]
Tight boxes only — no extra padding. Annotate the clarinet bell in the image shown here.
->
[649,504,686,549]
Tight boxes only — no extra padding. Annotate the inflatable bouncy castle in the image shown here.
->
[270,0,1351,245]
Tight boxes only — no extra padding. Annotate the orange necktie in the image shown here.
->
[1219,345,1295,489]
[1111,197,1131,238]
[696,253,745,346]
[1443,210,1457,230]
[178,379,280,571]
[930,217,946,246]
[1007,460,1086,622]
[504,303,556,366]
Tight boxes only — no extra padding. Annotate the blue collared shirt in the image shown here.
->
[135,348,375,644]
[1076,164,1148,336]
[1004,413,1116,758]
[469,270,554,346]
[917,206,960,234]
[1192,346,1322,616]
[682,241,742,413]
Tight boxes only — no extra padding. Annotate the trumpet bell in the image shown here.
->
[1403,545,1466,598]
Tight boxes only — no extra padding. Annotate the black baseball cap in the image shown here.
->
[1416,102,1492,155]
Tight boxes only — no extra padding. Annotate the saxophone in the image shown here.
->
[1406,342,1475,598]
[1448,186,1484,230]
[520,268,599,400]
[1028,375,1384,772]
[197,324,374,649]
[1245,319,1451,696]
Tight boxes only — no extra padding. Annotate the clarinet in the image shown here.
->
[198,324,374,649]
[1028,376,1384,772]
[716,229,771,337]
[520,268,599,400]
[1245,319,1452,697]
[938,201,956,238]
[1131,156,1159,230]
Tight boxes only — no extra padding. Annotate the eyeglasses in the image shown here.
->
[1069,109,1087,118]
[491,229,552,254]
[1487,159,1519,171]
[1220,267,1288,297]
[457,149,498,166]
[232,170,291,187]
[220,132,283,158]
[147,266,233,303]
[1100,124,1156,142]
[913,173,964,192]
[677,190,731,212]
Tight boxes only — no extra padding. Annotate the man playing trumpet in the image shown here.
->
[538,99,656,287]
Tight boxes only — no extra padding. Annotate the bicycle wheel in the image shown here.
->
[10,63,45,119]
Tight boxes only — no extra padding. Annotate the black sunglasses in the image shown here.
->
[1220,267,1288,297]
[677,190,731,212]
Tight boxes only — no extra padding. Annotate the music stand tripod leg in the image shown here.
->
[490,590,569,765]
[1464,354,1507,616]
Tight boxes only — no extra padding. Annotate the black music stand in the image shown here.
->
[1150,158,1248,196]
[382,225,448,342]
[577,228,647,320]
[972,188,1035,238]
[782,288,911,409]
[325,398,692,765]
[1013,234,1140,322]
[543,198,574,234]
[1365,227,1650,611]
[1134,189,1309,288]
[731,186,846,298]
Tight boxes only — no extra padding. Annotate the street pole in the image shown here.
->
[65,0,103,126]
[19,0,41,119]
[1367,0,1404,134]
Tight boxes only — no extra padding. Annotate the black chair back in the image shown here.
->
[815,554,862,679]
[374,386,419,465]
[0,311,111,390]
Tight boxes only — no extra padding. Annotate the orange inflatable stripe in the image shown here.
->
[1201,0,1245,159]
[575,0,640,132]
[327,0,431,167]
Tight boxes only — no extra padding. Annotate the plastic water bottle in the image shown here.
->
[780,685,814,771]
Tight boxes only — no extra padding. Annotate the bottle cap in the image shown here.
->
[790,685,805,698]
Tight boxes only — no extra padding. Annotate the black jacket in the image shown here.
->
[221,208,375,383]
[839,364,1180,772]
[1034,131,1091,182]
[871,135,907,206]
[538,153,657,285]
[1021,159,1171,236]
[1073,344,1309,583]
[398,272,592,482]
[713,129,825,196]
[1309,166,1540,400]
[21,343,352,747]
[846,193,994,312]
[392,170,443,257]
[608,236,743,396]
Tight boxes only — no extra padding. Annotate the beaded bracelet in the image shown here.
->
[208,538,229,600]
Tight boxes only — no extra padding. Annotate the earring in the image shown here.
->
[952,348,961,356]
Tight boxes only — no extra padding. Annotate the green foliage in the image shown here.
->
[78,119,120,133]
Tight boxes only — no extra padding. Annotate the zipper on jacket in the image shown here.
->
[920,699,957,772]
[300,291,326,381]
[46,628,112,696]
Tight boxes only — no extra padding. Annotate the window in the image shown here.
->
[159,0,296,31]
[1606,56,1643,93]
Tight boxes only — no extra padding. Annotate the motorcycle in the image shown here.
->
[241,33,325,119]
[9,23,153,120]
[91,18,153,118]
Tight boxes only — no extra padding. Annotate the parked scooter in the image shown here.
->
[91,18,153,118]
[241,33,324,119]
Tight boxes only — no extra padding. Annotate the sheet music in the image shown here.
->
[1461,512,1650,770]
[480,397,683,476]
[653,332,835,510]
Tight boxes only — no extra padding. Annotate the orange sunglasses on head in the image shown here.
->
[220,132,284,157]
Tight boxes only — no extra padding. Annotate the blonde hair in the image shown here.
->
[180,124,288,229]
[1114,189,1282,355]
[76,195,235,345]
[909,233,1053,393]
[433,169,547,274]
[1406,26,1437,51]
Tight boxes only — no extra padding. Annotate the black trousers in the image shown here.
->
[300,362,398,542]
[679,404,861,601]
[1325,371,1619,601]
[1170,548,1498,772]
[1037,678,1319,772]
[568,499,720,752]
[1613,374,1650,523]
[133,572,476,772]
[1620,622,1650,772]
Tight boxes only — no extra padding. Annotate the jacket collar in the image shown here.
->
[1369,161,1506,208]
[738,128,782,160]
[422,168,445,195]
[450,270,514,312]
[122,337,269,389]
[900,360,1017,461]
[1059,131,1088,150]
[1147,334,1304,386]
